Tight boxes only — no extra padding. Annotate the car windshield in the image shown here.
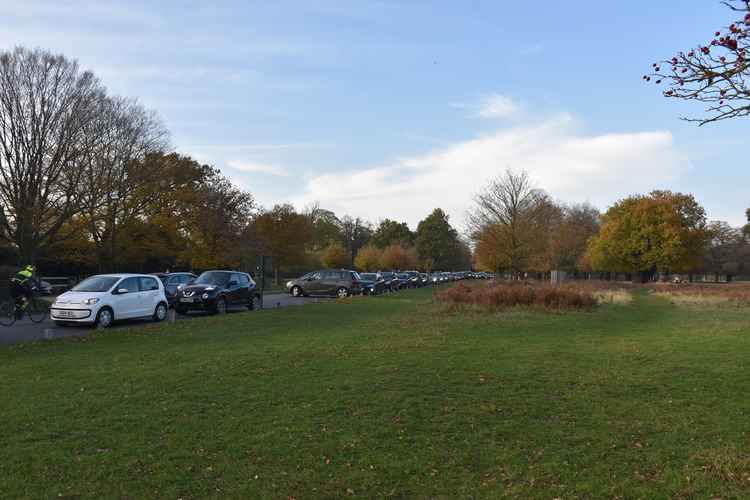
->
[361,273,377,280]
[72,276,119,293]
[381,272,393,278]
[194,271,230,286]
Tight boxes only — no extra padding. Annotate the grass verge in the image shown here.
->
[2,289,750,498]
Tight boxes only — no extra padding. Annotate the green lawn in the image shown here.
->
[3,289,750,498]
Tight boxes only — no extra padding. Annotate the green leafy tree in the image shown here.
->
[587,191,709,280]
[371,219,414,248]
[416,208,461,271]
[307,206,343,251]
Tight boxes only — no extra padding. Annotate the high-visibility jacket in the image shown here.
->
[12,268,32,285]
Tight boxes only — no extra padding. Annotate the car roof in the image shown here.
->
[90,274,155,279]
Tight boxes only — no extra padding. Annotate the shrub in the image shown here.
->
[437,281,598,311]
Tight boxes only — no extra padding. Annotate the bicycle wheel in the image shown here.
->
[0,300,16,327]
[27,298,47,323]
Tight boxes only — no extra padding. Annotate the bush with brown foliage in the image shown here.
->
[437,281,598,312]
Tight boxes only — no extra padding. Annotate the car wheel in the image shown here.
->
[153,302,168,322]
[249,294,260,311]
[337,287,350,298]
[96,308,114,328]
[291,286,303,297]
[215,298,227,315]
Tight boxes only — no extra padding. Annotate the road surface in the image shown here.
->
[0,293,326,345]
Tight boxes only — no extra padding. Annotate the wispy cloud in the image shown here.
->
[227,160,290,177]
[294,111,686,229]
[477,94,522,119]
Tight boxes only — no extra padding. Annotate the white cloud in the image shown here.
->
[227,160,290,177]
[293,113,687,231]
[477,94,522,119]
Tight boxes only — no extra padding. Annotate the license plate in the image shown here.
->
[179,298,195,303]
[56,310,74,318]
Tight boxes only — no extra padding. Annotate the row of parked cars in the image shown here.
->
[50,270,261,328]
[49,267,493,328]
[285,269,493,297]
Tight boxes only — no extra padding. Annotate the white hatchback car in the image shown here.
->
[50,274,169,328]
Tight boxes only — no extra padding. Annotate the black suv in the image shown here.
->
[176,270,260,315]
[153,272,197,306]
[286,269,362,298]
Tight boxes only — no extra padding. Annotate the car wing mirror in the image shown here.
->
[115,288,128,294]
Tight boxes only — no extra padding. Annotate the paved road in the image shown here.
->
[0,293,327,345]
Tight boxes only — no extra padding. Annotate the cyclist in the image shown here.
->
[10,264,35,310]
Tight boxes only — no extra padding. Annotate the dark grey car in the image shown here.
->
[287,269,362,298]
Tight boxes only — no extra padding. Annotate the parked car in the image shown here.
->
[153,272,197,306]
[50,274,168,328]
[397,272,414,288]
[378,271,400,292]
[287,269,362,298]
[405,271,422,288]
[176,270,260,315]
[359,273,386,295]
[420,273,430,286]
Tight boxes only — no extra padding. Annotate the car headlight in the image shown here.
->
[83,298,99,305]
[286,281,293,288]
[202,293,209,300]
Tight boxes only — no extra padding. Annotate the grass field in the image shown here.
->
[3,287,750,498]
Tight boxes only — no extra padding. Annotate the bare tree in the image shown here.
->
[80,96,169,271]
[646,0,750,125]
[468,169,556,277]
[0,47,106,264]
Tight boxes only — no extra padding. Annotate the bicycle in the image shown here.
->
[0,288,47,327]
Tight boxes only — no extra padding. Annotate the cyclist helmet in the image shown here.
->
[24,264,35,273]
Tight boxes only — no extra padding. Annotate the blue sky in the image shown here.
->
[3,0,749,228]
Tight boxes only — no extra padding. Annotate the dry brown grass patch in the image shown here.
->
[646,282,750,307]
[436,281,603,312]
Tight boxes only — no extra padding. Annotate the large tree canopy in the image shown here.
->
[469,169,558,276]
[0,47,107,263]
[587,191,709,277]
[371,219,414,248]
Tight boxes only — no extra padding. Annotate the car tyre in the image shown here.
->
[96,307,114,328]
[153,302,168,322]
[291,286,304,297]
[215,298,227,315]
[337,287,350,298]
